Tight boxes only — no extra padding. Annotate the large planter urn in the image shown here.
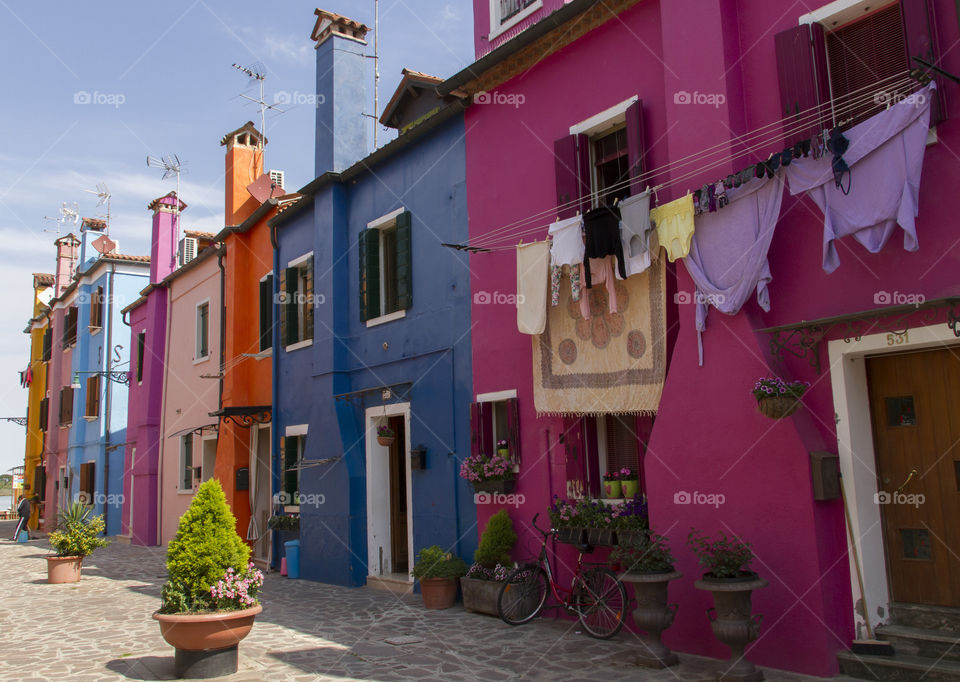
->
[460,577,501,616]
[153,604,262,678]
[695,575,768,682]
[621,571,682,668]
[419,577,458,609]
[46,556,83,584]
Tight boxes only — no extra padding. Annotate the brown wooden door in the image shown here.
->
[867,347,960,606]
[387,416,408,574]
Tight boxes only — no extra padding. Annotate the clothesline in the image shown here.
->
[464,73,919,251]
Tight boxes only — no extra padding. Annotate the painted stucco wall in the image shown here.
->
[42,303,70,529]
[23,285,51,529]
[463,0,960,675]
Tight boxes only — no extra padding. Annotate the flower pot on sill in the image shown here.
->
[460,576,501,616]
[556,527,586,546]
[695,574,768,682]
[419,577,458,609]
[377,435,395,447]
[757,395,800,419]
[153,604,262,679]
[621,479,639,499]
[616,530,648,547]
[46,555,83,584]
[586,528,616,547]
[497,447,510,459]
[471,479,516,495]
[603,480,622,499]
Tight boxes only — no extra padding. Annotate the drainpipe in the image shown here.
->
[450,345,462,560]
[269,222,281,569]
[158,280,174,544]
[103,265,116,533]
[217,246,226,412]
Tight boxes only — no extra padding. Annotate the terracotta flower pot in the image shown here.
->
[419,577,458,609]
[153,604,262,652]
[377,435,395,446]
[46,555,83,584]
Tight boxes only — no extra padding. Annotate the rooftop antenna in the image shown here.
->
[232,62,285,142]
[83,182,111,232]
[146,154,186,242]
[42,201,80,237]
[362,0,381,149]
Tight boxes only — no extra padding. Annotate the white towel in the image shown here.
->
[516,241,551,335]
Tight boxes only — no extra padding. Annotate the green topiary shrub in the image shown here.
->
[160,479,250,613]
[411,546,468,580]
[473,509,517,569]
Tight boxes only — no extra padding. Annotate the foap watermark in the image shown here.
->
[74,91,126,109]
[674,90,726,109]
[674,291,726,306]
[274,91,326,108]
[874,91,926,107]
[874,291,925,305]
[673,490,725,508]
[474,491,525,508]
[474,291,524,305]
[874,491,925,508]
[274,491,326,507]
[275,292,326,307]
[474,90,525,108]
[77,491,125,507]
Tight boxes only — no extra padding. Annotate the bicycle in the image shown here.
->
[497,513,627,639]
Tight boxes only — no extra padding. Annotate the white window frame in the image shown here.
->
[365,208,407,328]
[194,299,211,364]
[178,434,195,493]
[285,253,314,351]
[282,425,308,511]
[477,389,518,471]
[569,96,639,208]
[200,433,218,483]
[488,0,543,40]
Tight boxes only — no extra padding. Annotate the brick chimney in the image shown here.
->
[221,121,266,226]
[148,192,186,284]
[53,234,79,297]
[311,9,370,175]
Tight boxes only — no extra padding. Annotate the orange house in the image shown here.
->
[212,121,299,562]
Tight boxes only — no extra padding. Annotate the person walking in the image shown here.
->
[11,495,31,540]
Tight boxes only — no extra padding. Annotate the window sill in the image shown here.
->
[365,309,406,328]
[488,0,542,41]
[285,339,313,353]
[177,488,196,495]
[283,505,301,513]
[83,415,98,422]
[89,327,102,336]
[193,354,210,365]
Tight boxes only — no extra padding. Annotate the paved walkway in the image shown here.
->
[0,521,850,681]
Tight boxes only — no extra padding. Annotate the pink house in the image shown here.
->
[449,0,960,676]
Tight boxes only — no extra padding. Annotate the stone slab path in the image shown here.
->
[0,522,854,681]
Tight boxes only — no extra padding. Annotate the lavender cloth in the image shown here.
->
[785,83,934,273]
[682,175,785,365]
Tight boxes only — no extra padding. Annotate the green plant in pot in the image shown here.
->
[459,451,516,494]
[689,529,768,682]
[411,545,467,610]
[611,533,682,669]
[153,479,264,679]
[461,510,517,615]
[602,470,622,499]
[376,424,395,446]
[619,468,639,499]
[46,502,110,584]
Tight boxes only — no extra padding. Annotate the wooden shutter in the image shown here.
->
[42,329,52,361]
[259,276,273,351]
[136,332,145,382]
[278,270,287,348]
[303,258,314,341]
[562,417,586,499]
[583,417,601,498]
[34,467,46,502]
[85,375,100,418]
[284,436,299,499]
[39,397,48,431]
[505,397,521,465]
[359,229,381,321]
[284,267,298,346]
[79,462,95,502]
[624,100,647,195]
[60,387,73,425]
[395,212,413,311]
[469,402,482,459]
[901,0,943,124]
[554,134,591,218]
[775,23,831,146]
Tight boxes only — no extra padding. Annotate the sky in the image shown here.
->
[0,1,475,478]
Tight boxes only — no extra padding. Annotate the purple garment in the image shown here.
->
[682,175,785,365]
[785,84,934,273]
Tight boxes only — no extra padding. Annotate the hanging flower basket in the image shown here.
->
[377,435,395,446]
[376,426,395,447]
[753,377,808,420]
[757,395,801,419]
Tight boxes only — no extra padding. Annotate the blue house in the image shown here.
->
[67,225,150,536]
[269,10,475,587]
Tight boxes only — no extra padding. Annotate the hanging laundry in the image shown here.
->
[651,193,695,262]
[618,190,655,277]
[683,175,786,366]
[784,83,934,273]
[516,241,551,335]
[551,263,582,307]
[548,215,585,267]
[580,257,619,321]
[583,205,626,285]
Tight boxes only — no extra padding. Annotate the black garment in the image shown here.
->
[583,205,626,287]
[12,499,30,540]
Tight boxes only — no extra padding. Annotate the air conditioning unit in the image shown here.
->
[269,169,285,191]
[178,237,198,266]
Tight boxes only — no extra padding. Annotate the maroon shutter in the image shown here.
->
[583,417,601,498]
[505,397,520,465]
[775,23,830,146]
[469,402,482,459]
[554,134,591,218]
[479,401,493,455]
[625,100,646,195]
[562,417,586,499]
[901,0,943,124]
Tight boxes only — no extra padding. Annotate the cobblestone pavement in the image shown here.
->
[0,522,852,681]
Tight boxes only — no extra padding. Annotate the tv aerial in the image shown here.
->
[83,182,111,232]
[42,201,80,237]
[146,154,186,205]
[232,62,285,141]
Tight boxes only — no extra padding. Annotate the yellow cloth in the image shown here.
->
[651,193,695,262]
[516,241,551,335]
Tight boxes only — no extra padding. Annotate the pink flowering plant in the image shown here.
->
[548,497,616,529]
[459,452,515,484]
[752,376,809,401]
[376,424,394,438]
[465,562,510,582]
[209,563,265,611]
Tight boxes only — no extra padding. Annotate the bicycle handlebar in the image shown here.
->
[531,512,552,538]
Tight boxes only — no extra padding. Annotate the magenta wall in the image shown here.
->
[464,0,960,675]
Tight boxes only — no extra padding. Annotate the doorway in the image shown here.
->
[387,416,408,574]
[867,347,960,606]
[250,426,272,563]
[201,437,217,483]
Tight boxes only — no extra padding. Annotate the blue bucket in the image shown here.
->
[284,540,301,579]
[17,531,29,543]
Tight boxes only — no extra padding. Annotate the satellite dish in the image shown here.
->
[92,234,117,255]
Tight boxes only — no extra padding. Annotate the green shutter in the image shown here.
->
[303,258,314,341]
[284,436,299,500]
[284,267,298,346]
[359,229,380,321]
[396,211,412,310]
[259,276,272,351]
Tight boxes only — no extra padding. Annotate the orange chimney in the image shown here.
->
[54,234,80,297]
[220,121,266,226]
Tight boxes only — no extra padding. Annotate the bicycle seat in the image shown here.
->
[517,560,539,570]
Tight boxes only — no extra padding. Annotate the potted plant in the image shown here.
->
[548,497,586,546]
[602,470,622,499]
[459,451,516,494]
[611,496,649,547]
[496,439,510,460]
[753,376,809,419]
[411,545,467,609]
[376,424,395,447]
[612,533,682,668]
[619,468,640,499]
[580,498,616,547]
[153,479,263,678]
[46,502,110,584]
[461,509,517,615]
[689,529,768,681]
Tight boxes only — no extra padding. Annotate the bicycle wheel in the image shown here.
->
[574,567,627,639]
[498,566,548,626]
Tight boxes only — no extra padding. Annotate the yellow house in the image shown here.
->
[22,272,54,530]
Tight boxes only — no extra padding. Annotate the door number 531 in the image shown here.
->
[886,332,909,346]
